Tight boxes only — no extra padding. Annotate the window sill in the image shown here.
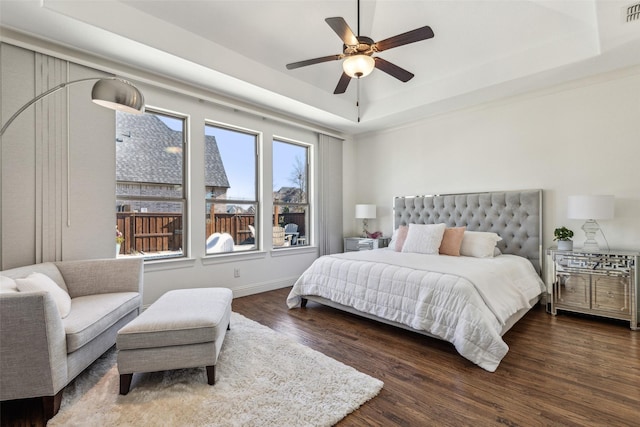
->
[143,256,197,272]
[270,245,317,257]
[201,250,267,265]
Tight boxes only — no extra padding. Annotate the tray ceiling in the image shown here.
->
[1,0,639,134]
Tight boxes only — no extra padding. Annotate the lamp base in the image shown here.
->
[581,219,601,252]
[362,219,369,238]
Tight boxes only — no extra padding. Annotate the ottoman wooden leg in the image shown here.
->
[206,365,215,385]
[119,373,133,395]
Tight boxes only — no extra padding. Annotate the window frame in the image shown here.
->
[204,120,261,255]
[115,107,189,261]
[272,137,311,249]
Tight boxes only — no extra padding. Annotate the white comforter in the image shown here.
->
[287,249,545,372]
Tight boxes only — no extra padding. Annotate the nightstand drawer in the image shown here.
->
[556,273,590,309]
[592,275,631,315]
[345,238,374,251]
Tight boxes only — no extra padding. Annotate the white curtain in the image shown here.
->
[1,45,68,267]
[317,134,343,256]
[1,43,115,269]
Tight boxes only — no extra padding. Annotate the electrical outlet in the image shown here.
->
[233,268,240,278]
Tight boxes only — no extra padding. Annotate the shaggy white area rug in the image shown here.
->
[48,312,383,426]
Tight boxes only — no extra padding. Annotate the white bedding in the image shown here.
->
[287,249,545,372]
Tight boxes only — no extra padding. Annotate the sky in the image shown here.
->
[206,125,305,201]
[158,115,306,201]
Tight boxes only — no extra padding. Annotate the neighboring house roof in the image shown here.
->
[116,112,229,188]
[274,186,305,203]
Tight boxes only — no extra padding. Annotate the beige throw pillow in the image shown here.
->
[1,275,18,293]
[16,272,72,318]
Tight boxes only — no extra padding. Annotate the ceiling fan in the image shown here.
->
[285,0,434,95]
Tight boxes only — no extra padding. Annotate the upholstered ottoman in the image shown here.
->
[116,287,232,395]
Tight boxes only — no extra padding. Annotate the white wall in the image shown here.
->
[1,41,343,307]
[344,67,640,256]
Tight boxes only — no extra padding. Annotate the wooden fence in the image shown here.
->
[206,213,255,245]
[117,212,183,255]
[117,211,305,255]
[206,212,306,244]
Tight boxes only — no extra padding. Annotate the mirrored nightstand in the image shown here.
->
[547,247,639,330]
[344,237,390,252]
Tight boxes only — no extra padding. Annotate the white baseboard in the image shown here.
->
[230,276,297,298]
[140,276,297,311]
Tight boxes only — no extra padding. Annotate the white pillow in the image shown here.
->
[388,228,399,249]
[1,275,18,293]
[401,223,446,255]
[16,272,72,318]
[460,231,502,258]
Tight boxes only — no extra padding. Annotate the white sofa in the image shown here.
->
[0,258,143,420]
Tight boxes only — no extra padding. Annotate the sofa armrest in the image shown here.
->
[0,292,68,401]
[55,258,143,299]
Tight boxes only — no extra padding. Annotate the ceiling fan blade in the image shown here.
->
[286,54,343,70]
[334,72,351,94]
[325,17,359,46]
[374,57,414,82]
[374,26,434,52]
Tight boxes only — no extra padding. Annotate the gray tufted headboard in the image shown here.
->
[393,190,542,275]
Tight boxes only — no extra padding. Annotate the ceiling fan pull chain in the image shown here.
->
[357,78,361,122]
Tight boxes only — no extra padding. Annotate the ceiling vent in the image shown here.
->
[624,2,640,22]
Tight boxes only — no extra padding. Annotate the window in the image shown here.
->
[273,139,310,247]
[116,110,186,260]
[205,123,259,254]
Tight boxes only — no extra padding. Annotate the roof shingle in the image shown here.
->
[116,112,229,188]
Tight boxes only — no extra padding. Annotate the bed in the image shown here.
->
[287,189,545,371]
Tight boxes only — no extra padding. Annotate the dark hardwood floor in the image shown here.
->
[2,287,638,426]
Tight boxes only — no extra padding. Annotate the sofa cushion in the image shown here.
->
[55,259,143,298]
[16,273,72,318]
[63,292,140,353]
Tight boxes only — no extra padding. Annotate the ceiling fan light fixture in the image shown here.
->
[342,54,375,78]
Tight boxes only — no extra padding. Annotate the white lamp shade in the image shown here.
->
[355,204,376,219]
[567,195,614,220]
[343,55,375,78]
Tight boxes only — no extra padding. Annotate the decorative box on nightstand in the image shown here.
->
[547,247,639,330]
[344,237,390,252]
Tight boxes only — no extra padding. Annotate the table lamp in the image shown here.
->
[567,195,614,251]
[355,204,376,237]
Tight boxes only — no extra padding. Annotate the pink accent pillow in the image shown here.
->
[395,225,409,251]
[439,227,466,256]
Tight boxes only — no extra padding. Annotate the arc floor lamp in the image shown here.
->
[1,77,145,137]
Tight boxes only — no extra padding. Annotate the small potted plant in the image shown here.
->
[554,226,574,251]
[116,226,124,256]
